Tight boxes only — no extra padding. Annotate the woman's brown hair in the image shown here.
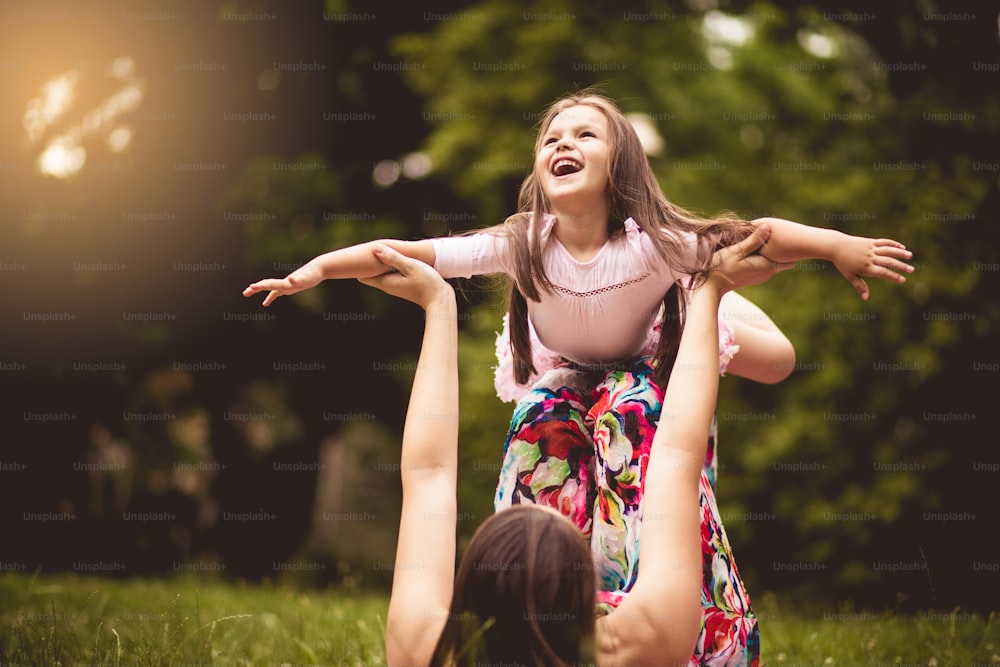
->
[431,505,596,666]
[488,90,753,388]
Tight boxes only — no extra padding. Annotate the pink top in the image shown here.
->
[431,214,739,402]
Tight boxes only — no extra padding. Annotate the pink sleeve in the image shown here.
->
[431,233,510,279]
[718,309,740,376]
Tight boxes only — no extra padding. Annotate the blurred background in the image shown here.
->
[0,0,996,613]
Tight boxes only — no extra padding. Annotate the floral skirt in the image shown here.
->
[493,358,759,666]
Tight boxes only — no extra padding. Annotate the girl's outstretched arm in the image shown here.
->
[751,216,914,300]
[597,225,791,666]
[358,245,458,667]
[242,239,436,306]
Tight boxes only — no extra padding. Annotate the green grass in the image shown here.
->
[0,573,996,666]
[0,572,389,666]
[754,592,999,667]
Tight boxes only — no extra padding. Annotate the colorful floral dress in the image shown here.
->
[494,357,759,666]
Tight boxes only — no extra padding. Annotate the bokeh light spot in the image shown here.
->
[24,57,145,179]
[372,159,401,188]
[37,138,86,178]
[107,126,132,153]
[401,152,433,180]
[626,113,665,156]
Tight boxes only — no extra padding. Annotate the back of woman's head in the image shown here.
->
[432,505,596,667]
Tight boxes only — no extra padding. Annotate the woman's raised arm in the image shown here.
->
[358,245,458,667]
[597,225,789,666]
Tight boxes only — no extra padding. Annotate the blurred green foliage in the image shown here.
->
[228,0,998,610]
[377,0,997,610]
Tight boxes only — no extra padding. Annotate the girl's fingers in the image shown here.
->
[242,281,269,296]
[875,245,913,260]
[882,258,915,274]
[864,257,913,278]
[854,277,870,300]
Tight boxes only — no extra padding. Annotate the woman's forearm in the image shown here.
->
[384,268,458,667]
[601,225,783,665]
[607,282,725,664]
[657,282,727,454]
[400,292,459,473]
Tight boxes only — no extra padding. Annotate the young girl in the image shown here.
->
[244,92,913,664]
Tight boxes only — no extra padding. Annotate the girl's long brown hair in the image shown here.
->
[484,91,753,388]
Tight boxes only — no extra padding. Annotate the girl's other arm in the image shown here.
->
[243,239,436,306]
[752,216,914,300]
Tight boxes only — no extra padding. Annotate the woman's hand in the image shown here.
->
[707,224,794,293]
[358,244,454,310]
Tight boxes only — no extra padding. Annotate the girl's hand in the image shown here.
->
[358,245,453,310]
[832,235,914,301]
[242,262,325,306]
[707,225,794,292]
